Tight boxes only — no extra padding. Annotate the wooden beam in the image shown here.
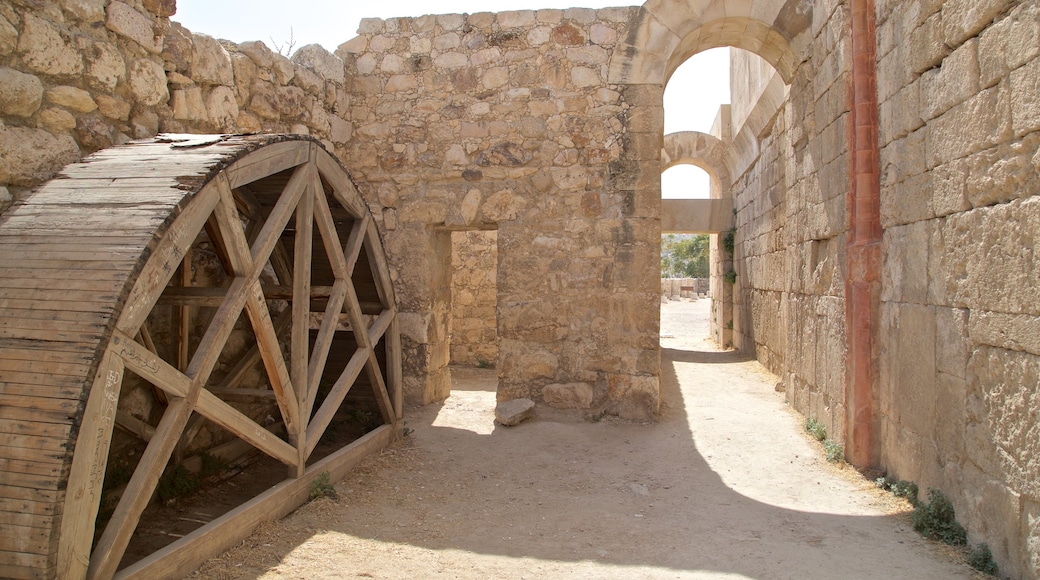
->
[110,330,190,398]
[248,164,308,271]
[224,141,310,189]
[305,348,368,457]
[305,279,349,417]
[56,351,124,580]
[244,281,299,438]
[290,161,315,475]
[194,391,297,466]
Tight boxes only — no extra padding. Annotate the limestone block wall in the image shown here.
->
[875,0,1040,576]
[335,9,662,417]
[729,3,850,443]
[450,230,498,367]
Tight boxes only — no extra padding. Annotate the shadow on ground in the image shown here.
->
[187,324,975,579]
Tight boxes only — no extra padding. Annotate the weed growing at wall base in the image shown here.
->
[309,471,337,501]
[912,488,966,545]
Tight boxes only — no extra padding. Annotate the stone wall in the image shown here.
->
[0,1,662,419]
[336,8,661,417]
[450,230,498,367]
[725,0,1040,576]
[874,0,1040,575]
[2,0,1039,575]
[729,2,850,443]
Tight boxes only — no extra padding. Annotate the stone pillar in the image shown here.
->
[389,225,452,405]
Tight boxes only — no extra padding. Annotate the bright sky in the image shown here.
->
[174,0,729,199]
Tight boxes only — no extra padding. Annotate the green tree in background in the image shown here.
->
[661,234,710,278]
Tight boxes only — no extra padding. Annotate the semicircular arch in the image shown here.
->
[608,0,810,86]
[662,131,732,192]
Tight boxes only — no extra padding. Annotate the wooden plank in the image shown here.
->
[0,276,127,293]
[344,213,370,276]
[311,178,350,279]
[305,278,349,415]
[116,425,394,580]
[365,219,396,307]
[115,410,155,442]
[0,267,130,282]
[0,457,64,478]
[110,330,190,398]
[55,349,124,579]
[0,357,93,377]
[0,509,56,531]
[116,182,220,333]
[0,385,82,407]
[211,173,253,277]
[0,394,80,414]
[0,298,116,313]
[206,388,277,400]
[0,436,68,459]
[367,309,395,346]
[385,316,402,420]
[0,525,50,556]
[224,140,310,189]
[0,325,103,344]
[0,470,66,491]
[316,148,366,218]
[0,442,67,465]
[156,286,227,308]
[243,282,299,438]
[247,162,308,270]
[290,163,314,472]
[0,496,58,517]
[194,390,297,466]
[305,347,367,457]
[0,561,54,580]
[0,372,83,390]
[0,417,71,439]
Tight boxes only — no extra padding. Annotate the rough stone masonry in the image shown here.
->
[0,0,1038,577]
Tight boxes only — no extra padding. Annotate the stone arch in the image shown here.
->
[662,131,733,193]
[607,0,811,86]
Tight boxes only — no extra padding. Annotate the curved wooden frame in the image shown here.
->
[0,135,401,579]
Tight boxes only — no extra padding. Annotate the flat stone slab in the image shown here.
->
[495,398,535,426]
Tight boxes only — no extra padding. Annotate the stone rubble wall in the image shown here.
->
[337,8,661,418]
[0,1,661,419]
[874,0,1040,576]
[450,230,498,367]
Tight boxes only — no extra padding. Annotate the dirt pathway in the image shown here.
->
[192,299,979,579]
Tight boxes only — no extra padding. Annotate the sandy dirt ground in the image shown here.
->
[190,298,981,579]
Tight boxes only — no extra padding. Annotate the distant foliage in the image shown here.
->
[661,234,709,278]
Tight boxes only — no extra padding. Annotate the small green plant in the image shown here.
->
[804,417,827,441]
[875,476,919,505]
[402,422,414,437]
[476,359,493,369]
[157,464,200,502]
[724,270,737,285]
[823,439,843,463]
[309,471,337,501]
[725,320,734,330]
[912,488,966,545]
[967,543,999,575]
[722,227,736,255]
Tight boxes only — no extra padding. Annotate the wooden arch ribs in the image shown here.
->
[0,135,401,579]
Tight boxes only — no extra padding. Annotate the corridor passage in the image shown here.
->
[191,299,977,579]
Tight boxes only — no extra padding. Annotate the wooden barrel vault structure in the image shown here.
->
[0,134,402,579]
